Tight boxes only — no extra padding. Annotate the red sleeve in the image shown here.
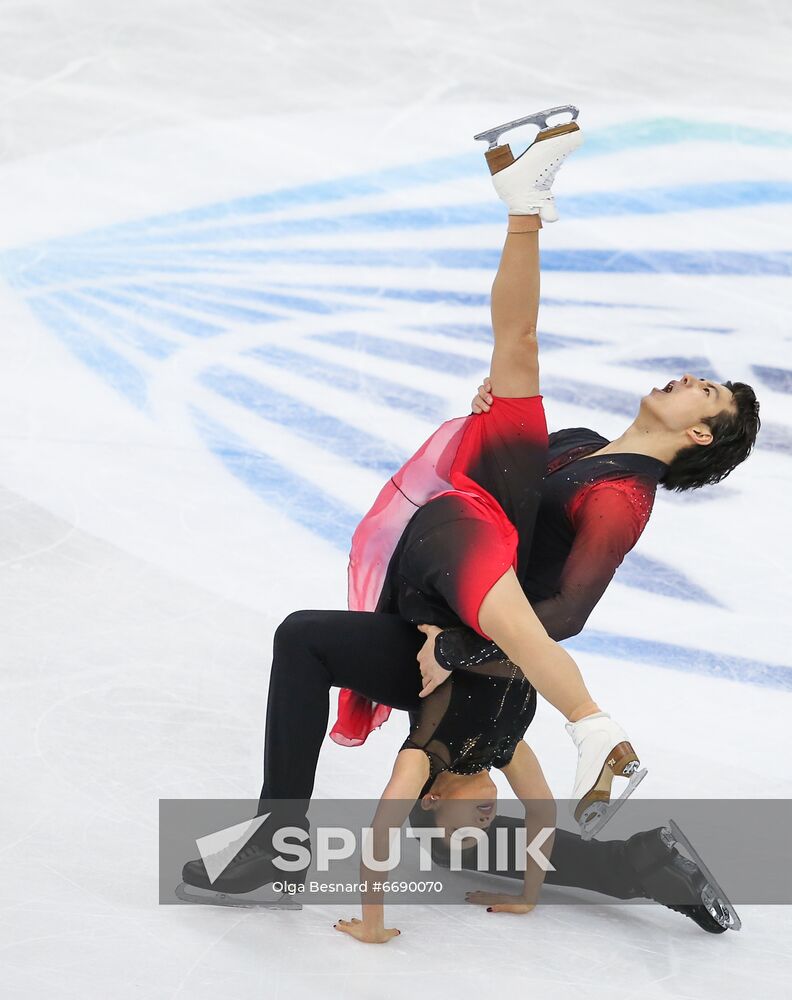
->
[532,479,654,640]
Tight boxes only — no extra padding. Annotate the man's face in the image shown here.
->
[641,373,736,438]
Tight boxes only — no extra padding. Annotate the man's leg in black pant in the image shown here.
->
[462,814,640,898]
[432,814,718,928]
[258,609,423,828]
[182,609,424,894]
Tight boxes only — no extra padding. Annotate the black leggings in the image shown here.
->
[257,609,641,899]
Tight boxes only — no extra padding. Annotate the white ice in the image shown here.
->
[1,2,791,998]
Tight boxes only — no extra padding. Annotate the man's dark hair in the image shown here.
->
[661,381,761,492]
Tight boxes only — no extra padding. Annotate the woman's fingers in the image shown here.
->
[488,903,534,914]
[334,919,402,943]
[334,918,360,933]
[464,891,534,914]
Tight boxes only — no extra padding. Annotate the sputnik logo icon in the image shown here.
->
[195,813,271,884]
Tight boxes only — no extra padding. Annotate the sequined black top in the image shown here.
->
[402,653,537,798]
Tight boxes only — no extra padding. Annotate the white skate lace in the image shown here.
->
[534,149,572,191]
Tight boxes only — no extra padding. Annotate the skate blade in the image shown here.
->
[667,820,742,932]
[578,768,648,841]
[473,105,579,148]
[174,881,302,910]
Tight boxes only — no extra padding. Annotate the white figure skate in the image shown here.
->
[474,105,583,221]
[566,711,647,840]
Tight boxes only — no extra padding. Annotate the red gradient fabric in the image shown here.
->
[333,396,547,746]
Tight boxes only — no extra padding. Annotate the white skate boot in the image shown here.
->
[474,105,583,221]
[566,712,647,840]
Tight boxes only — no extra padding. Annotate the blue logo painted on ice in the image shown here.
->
[1,116,791,689]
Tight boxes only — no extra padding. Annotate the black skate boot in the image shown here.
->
[624,823,741,933]
[177,836,310,909]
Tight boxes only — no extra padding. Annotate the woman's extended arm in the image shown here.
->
[334,749,430,944]
[466,741,556,913]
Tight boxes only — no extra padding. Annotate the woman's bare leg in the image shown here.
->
[478,569,600,722]
[487,215,544,398]
[491,216,542,340]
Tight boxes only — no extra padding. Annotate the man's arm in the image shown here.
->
[529,482,650,639]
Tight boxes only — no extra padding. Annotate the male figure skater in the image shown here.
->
[180,109,757,933]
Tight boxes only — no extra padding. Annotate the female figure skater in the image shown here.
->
[335,109,645,943]
[336,110,644,838]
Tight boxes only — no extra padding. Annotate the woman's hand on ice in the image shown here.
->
[472,377,493,414]
[465,891,536,914]
[334,917,401,943]
[416,624,452,698]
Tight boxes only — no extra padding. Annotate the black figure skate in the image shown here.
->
[177,838,305,910]
[625,822,742,933]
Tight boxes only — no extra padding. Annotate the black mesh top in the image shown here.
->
[402,651,537,798]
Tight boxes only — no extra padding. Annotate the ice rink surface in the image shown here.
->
[1,2,791,997]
